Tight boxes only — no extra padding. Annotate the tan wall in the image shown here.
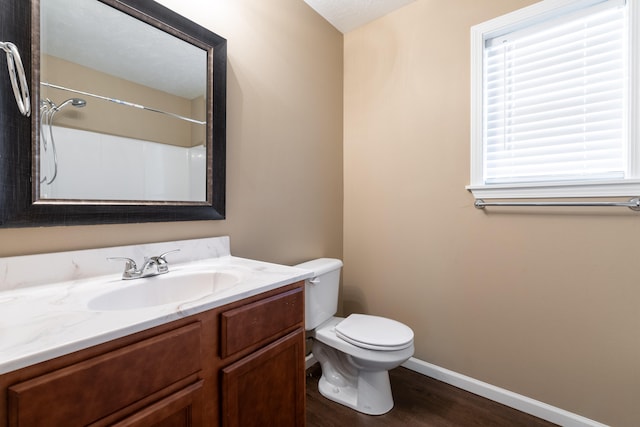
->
[0,0,343,266]
[344,1,638,426]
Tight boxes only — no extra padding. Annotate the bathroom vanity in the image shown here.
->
[0,237,311,426]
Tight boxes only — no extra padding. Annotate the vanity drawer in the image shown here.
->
[7,322,202,427]
[220,286,303,358]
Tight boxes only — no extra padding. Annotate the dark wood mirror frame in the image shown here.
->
[0,0,226,227]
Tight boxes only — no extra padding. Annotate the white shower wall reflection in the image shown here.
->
[39,126,206,202]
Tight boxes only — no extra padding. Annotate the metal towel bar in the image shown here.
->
[0,41,30,117]
[474,198,640,211]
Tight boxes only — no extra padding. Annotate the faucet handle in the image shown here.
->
[150,249,180,274]
[107,256,137,270]
[107,257,139,279]
[157,249,180,262]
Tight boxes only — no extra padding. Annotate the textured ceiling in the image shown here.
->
[303,0,416,33]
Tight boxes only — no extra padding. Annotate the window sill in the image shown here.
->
[465,180,640,199]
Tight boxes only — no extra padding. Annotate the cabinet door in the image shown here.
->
[8,323,201,427]
[221,330,305,427]
[111,380,204,427]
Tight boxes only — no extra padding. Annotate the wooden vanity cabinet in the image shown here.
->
[0,281,305,427]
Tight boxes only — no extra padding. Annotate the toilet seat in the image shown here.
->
[335,314,414,351]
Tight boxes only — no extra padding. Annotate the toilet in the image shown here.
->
[296,258,414,415]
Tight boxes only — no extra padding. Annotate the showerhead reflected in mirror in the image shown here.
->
[38,0,211,203]
[55,98,86,110]
[39,97,87,186]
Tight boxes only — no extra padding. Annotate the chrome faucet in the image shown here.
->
[108,249,180,280]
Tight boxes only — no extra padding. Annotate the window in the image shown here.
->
[467,0,640,199]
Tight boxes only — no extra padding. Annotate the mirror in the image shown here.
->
[0,0,226,227]
[39,0,209,202]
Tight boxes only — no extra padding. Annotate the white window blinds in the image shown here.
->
[482,0,628,185]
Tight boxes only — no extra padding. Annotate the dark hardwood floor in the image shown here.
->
[306,367,558,426]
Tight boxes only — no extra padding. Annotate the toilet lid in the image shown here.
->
[335,314,414,351]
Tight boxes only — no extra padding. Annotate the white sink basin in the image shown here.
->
[88,269,241,311]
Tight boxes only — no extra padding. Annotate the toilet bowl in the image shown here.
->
[312,316,414,415]
[296,258,414,415]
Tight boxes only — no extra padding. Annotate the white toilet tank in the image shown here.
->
[295,258,343,331]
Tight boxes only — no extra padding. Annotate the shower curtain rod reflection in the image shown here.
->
[474,198,640,211]
[40,82,205,125]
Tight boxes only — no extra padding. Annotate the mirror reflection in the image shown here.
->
[39,0,208,202]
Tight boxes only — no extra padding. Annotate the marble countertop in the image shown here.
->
[0,237,312,375]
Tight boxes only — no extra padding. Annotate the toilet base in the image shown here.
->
[312,339,395,415]
[317,368,394,415]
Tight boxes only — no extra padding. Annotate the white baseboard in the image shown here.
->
[402,357,608,427]
[305,353,318,371]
